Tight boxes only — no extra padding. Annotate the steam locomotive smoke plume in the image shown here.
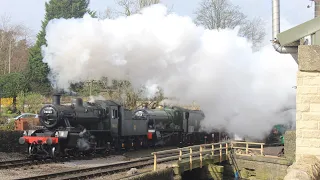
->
[42,4,297,140]
[88,95,106,103]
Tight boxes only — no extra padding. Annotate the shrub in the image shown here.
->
[17,92,45,114]
[0,119,15,131]
[0,130,25,153]
[0,113,18,125]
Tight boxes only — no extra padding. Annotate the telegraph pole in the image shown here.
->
[89,80,94,96]
[0,90,2,115]
[8,40,12,73]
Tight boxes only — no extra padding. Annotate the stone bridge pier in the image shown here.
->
[284,45,320,180]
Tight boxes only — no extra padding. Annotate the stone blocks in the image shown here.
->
[284,131,296,163]
[298,45,320,72]
[296,45,320,161]
[284,155,320,180]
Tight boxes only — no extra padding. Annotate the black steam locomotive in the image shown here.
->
[19,94,215,158]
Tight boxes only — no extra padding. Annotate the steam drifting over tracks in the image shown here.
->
[15,153,178,180]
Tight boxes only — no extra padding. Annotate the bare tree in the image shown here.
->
[138,0,160,9]
[116,0,138,16]
[0,31,29,74]
[0,14,32,74]
[98,7,117,19]
[238,17,266,51]
[194,0,266,51]
[194,0,246,30]
[99,0,173,20]
[0,15,11,74]
[115,0,161,16]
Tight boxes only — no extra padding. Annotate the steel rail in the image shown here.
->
[0,154,108,170]
[0,159,43,169]
[15,153,182,180]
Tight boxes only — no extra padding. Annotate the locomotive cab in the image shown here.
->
[94,100,120,136]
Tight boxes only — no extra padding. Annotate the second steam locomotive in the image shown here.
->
[19,94,216,158]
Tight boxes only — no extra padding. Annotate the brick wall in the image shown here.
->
[296,45,320,161]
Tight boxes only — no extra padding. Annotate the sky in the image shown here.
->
[0,0,315,39]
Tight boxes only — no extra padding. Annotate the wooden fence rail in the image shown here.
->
[151,141,265,171]
[230,141,265,156]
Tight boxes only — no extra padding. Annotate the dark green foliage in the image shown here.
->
[43,0,96,22]
[27,46,51,94]
[0,130,25,153]
[27,0,96,93]
[69,82,86,94]
[0,72,28,97]
[0,72,29,112]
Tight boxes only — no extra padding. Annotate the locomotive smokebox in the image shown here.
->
[52,93,61,105]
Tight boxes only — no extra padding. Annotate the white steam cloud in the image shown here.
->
[88,95,106,103]
[42,4,297,139]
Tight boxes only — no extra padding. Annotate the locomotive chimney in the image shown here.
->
[52,94,61,105]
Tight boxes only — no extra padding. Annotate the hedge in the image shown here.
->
[0,130,25,153]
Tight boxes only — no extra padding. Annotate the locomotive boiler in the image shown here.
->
[19,94,216,158]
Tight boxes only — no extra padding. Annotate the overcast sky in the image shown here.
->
[0,0,314,38]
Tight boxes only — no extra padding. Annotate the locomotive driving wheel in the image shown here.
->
[50,146,56,158]
[28,143,36,156]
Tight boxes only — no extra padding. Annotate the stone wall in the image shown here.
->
[284,130,296,163]
[296,45,320,161]
[284,155,320,180]
[227,155,291,180]
[127,168,174,180]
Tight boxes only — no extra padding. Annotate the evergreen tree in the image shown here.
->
[27,0,96,94]
[0,72,28,112]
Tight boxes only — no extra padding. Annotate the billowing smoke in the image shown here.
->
[77,129,91,151]
[88,95,106,103]
[41,4,297,140]
[159,99,181,107]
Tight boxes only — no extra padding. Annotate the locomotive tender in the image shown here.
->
[19,94,213,158]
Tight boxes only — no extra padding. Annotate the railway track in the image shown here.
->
[0,145,183,170]
[0,154,108,170]
[14,153,181,180]
[0,159,58,169]
[0,159,35,169]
